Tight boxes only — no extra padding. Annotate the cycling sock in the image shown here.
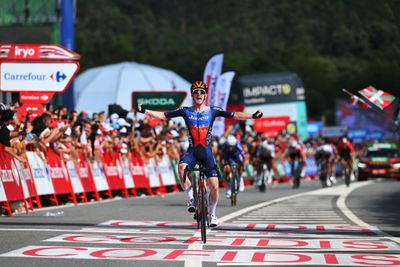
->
[208,202,216,216]
[184,187,193,201]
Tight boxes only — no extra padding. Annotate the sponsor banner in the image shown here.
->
[66,161,84,194]
[304,157,318,177]
[19,92,54,104]
[146,158,161,188]
[120,157,134,189]
[254,116,290,134]
[89,160,109,192]
[98,221,382,235]
[156,155,176,186]
[130,153,150,189]
[321,126,348,138]
[0,150,26,202]
[0,62,80,92]
[76,153,97,193]
[0,176,6,202]
[306,121,322,137]
[45,234,399,250]
[203,53,224,106]
[132,91,187,111]
[46,148,73,195]
[3,246,400,265]
[245,102,309,140]
[26,151,54,196]
[101,151,125,191]
[17,103,44,121]
[13,159,31,199]
[212,71,235,137]
[0,44,80,60]
[236,72,305,105]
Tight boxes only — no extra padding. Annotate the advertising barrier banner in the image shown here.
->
[46,148,73,195]
[66,160,84,194]
[120,157,134,189]
[89,160,109,192]
[76,153,97,193]
[101,151,125,191]
[25,151,54,196]
[130,153,149,189]
[0,150,26,202]
[157,155,176,186]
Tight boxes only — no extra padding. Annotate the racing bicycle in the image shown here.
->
[184,164,218,243]
[229,163,240,206]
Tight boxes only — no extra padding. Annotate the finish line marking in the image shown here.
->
[44,233,400,250]
[1,245,400,266]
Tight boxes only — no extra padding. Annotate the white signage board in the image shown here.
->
[0,62,79,92]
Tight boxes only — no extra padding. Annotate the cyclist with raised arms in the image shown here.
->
[221,135,246,198]
[136,81,263,227]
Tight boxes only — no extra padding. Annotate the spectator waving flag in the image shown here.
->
[342,89,369,109]
[358,86,395,110]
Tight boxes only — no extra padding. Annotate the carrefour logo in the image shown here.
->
[3,70,67,83]
[50,71,67,82]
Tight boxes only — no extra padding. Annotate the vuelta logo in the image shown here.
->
[50,71,67,82]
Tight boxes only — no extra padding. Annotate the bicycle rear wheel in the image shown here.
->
[200,183,207,243]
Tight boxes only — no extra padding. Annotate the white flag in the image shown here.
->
[212,71,235,137]
[203,53,224,106]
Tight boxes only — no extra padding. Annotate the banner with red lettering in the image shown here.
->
[89,159,109,192]
[66,160,84,194]
[13,159,33,199]
[101,151,125,191]
[26,151,54,196]
[254,116,290,137]
[130,152,150,189]
[0,150,26,202]
[156,155,176,186]
[120,156,134,189]
[76,153,97,193]
[46,148,73,196]
[0,177,6,202]
[146,158,161,188]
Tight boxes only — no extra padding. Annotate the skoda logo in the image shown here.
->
[282,84,291,95]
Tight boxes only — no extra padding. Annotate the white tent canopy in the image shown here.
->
[74,61,192,114]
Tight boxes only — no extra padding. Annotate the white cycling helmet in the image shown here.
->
[227,135,237,146]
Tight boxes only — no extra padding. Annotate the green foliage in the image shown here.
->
[75,0,400,120]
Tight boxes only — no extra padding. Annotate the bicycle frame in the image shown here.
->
[183,164,216,243]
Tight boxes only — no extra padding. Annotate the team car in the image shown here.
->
[357,142,400,181]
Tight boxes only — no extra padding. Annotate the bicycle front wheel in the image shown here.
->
[200,183,207,243]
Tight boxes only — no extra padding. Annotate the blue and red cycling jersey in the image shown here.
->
[165,106,234,178]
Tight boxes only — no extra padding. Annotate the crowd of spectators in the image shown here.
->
[0,102,370,184]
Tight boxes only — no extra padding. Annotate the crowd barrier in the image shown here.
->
[0,147,326,217]
[0,146,182,216]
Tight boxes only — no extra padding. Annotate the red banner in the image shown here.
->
[20,92,54,104]
[76,152,97,193]
[0,148,26,202]
[101,150,126,191]
[46,148,74,196]
[254,116,290,135]
[130,152,150,189]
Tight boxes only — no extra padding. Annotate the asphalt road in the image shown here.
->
[0,178,399,267]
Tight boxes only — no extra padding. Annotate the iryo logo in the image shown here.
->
[50,71,67,82]
[13,45,39,59]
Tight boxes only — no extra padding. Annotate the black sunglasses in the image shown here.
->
[192,89,207,95]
